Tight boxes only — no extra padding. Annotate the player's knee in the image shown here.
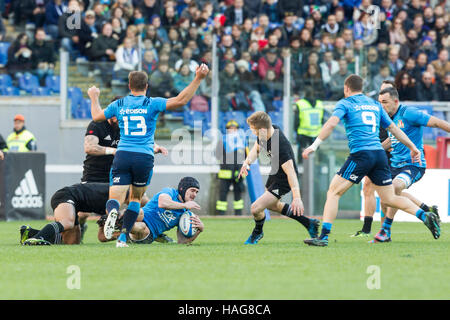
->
[250,202,263,216]
[393,181,404,196]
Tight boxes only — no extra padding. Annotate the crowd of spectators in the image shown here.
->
[1,0,449,107]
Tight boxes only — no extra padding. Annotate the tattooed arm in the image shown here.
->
[84,135,116,156]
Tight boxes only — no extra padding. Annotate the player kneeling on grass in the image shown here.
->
[20,183,171,245]
[97,177,204,244]
[238,111,320,245]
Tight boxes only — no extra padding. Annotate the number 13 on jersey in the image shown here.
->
[123,116,147,136]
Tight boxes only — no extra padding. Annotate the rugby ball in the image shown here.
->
[179,211,198,238]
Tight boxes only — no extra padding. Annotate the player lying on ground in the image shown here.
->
[77,142,168,241]
[238,111,320,245]
[88,65,209,248]
[20,183,171,245]
[302,74,440,247]
[96,177,204,245]
[369,87,449,242]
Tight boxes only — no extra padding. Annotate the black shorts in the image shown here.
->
[265,175,291,199]
[338,150,392,186]
[50,189,80,225]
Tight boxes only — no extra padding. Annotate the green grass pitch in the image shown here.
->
[0,218,448,300]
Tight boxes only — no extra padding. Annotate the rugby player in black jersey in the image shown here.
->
[19,183,174,245]
[238,111,320,244]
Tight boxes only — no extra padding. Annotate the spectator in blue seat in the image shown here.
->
[45,0,67,40]
[31,28,55,85]
[114,37,139,81]
[148,62,176,98]
[219,62,240,111]
[416,71,440,102]
[173,63,194,94]
[89,22,118,61]
[259,70,282,112]
[7,33,33,78]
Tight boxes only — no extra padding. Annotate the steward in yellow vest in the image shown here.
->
[294,97,323,163]
[215,120,246,215]
[6,114,37,152]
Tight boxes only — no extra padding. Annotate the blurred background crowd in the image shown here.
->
[0,0,449,112]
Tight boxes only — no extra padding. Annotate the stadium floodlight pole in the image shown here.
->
[60,49,69,121]
[282,53,292,142]
[210,34,219,139]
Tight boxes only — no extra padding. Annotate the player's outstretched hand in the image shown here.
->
[302,147,314,159]
[410,148,422,166]
[184,201,201,211]
[155,145,168,156]
[195,63,209,80]
[238,163,250,179]
[290,198,304,216]
[0,150,4,161]
[190,215,204,232]
[87,86,100,100]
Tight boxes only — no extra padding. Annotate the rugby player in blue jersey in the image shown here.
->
[302,75,440,246]
[97,177,204,245]
[88,64,209,247]
[370,87,449,242]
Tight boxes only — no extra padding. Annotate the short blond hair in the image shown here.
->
[247,111,272,129]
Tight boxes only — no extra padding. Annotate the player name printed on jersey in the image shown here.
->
[11,169,43,209]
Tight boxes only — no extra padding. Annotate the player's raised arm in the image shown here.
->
[166,64,209,110]
[386,123,422,165]
[302,116,341,159]
[87,86,106,122]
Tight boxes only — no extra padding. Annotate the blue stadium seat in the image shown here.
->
[1,86,20,96]
[0,74,12,88]
[268,111,283,130]
[45,75,60,93]
[272,100,283,111]
[68,86,83,106]
[183,110,206,129]
[72,98,92,119]
[31,87,50,96]
[0,42,10,66]
[18,74,39,93]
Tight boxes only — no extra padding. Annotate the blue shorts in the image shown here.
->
[110,150,154,187]
[338,150,392,186]
[390,165,425,189]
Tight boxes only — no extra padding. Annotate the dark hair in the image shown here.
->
[379,87,399,100]
[395,71,413,88]
[344,74,363,92]
[128,71,148,91]
[382,79,396,88]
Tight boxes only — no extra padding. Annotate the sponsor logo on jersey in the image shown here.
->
[119,108,148,115]
[158,210,177,228]
[104,135,112,140]
[11,170,43,209]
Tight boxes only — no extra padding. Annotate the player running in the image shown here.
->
[238,111,320,245]
[88,65,209,248]
[97,177,204,245]
[302,75,440,246]
[370,87,448,242]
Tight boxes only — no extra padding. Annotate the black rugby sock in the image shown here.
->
[281,203,310,229]
[362,216,373,233]
[253,215,266,234]
[33,222,64,243]
[420,203,430,212]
